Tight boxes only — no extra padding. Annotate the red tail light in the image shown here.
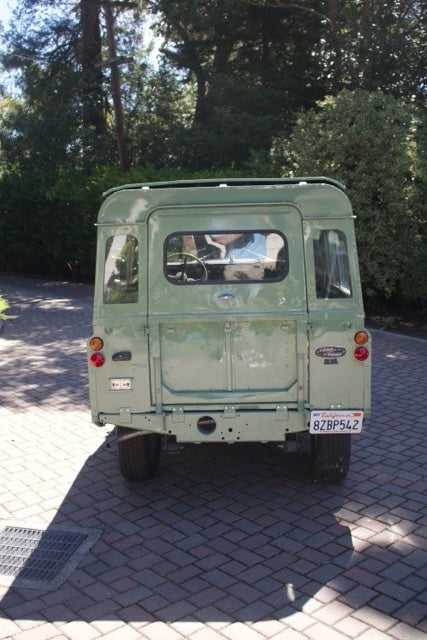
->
[354,346,369,362]
[90,353,105,368]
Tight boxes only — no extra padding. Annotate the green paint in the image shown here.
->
[88,178,370,443]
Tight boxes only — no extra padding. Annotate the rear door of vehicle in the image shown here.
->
[304,221,370,411]
[147,203,308,409]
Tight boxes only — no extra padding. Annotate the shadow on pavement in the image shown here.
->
[0,276,425,632]
[1,435,357,626]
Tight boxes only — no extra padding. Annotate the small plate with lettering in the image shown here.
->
[310,410,363,434]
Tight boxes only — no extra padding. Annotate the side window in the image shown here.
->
[164,231,288,284]
[313,230,352,298]
[104,234,138,304]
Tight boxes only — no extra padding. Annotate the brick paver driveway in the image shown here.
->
[0,274,426,640]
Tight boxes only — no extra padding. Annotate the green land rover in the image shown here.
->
[88,178,371,483]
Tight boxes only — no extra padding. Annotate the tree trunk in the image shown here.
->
[80,0,106,167]
[104,1,130,171]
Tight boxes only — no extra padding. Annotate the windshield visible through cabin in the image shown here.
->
[164,230,289,284]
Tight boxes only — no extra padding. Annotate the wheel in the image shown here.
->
[167,252,208,281]
[117,427,161,481]
[311,433,351,483]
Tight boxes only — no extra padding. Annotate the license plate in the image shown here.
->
[309,410,363,434]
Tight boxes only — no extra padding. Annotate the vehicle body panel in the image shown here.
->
[88,178,370,444]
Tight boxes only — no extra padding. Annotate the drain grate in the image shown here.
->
[0,524,101,590]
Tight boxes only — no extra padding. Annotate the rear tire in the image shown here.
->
[311,433,351,483]
[117,427,161,481]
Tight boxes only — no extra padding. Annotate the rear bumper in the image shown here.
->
[97,408,308,443]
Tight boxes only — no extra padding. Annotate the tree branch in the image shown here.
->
[241,0,333,25]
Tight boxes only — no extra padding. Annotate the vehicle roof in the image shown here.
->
[102,176,346,197]
[98,177,352,225]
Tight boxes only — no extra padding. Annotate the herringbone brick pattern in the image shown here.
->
[0,274,425,640]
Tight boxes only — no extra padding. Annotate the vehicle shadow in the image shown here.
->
[1,276,424,631]
[0,435,359,626]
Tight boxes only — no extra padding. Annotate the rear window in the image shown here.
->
[164,231,288,284]
[313,229,352,298]
[104,234,139,303]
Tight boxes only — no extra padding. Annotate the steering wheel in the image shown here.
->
[168,253,208,282]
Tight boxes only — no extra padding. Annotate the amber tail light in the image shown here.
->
[354,331,369,361]
[89,336,105,367]
[90,337,104,351]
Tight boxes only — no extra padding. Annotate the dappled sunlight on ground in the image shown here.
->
[0,274,425,640]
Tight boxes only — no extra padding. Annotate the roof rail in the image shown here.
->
[103,177,346,198]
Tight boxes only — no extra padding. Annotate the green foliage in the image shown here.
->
[0,294,9,321]
[376,316,397,331]
[1,1,425,173]
[126,67,191,168]
[0,3,112,173]
[0,165,246,281]
[403,108,427,303]
[148,0,326,168]
[0,169,94,281]
[0,0,425,313]
[272,89,425,303]
[320,1,427,104]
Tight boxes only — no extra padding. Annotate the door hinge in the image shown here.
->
[223,406,236,418]
[275,405,288,421]
[119,407,132,423]
[172,407,185,423]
